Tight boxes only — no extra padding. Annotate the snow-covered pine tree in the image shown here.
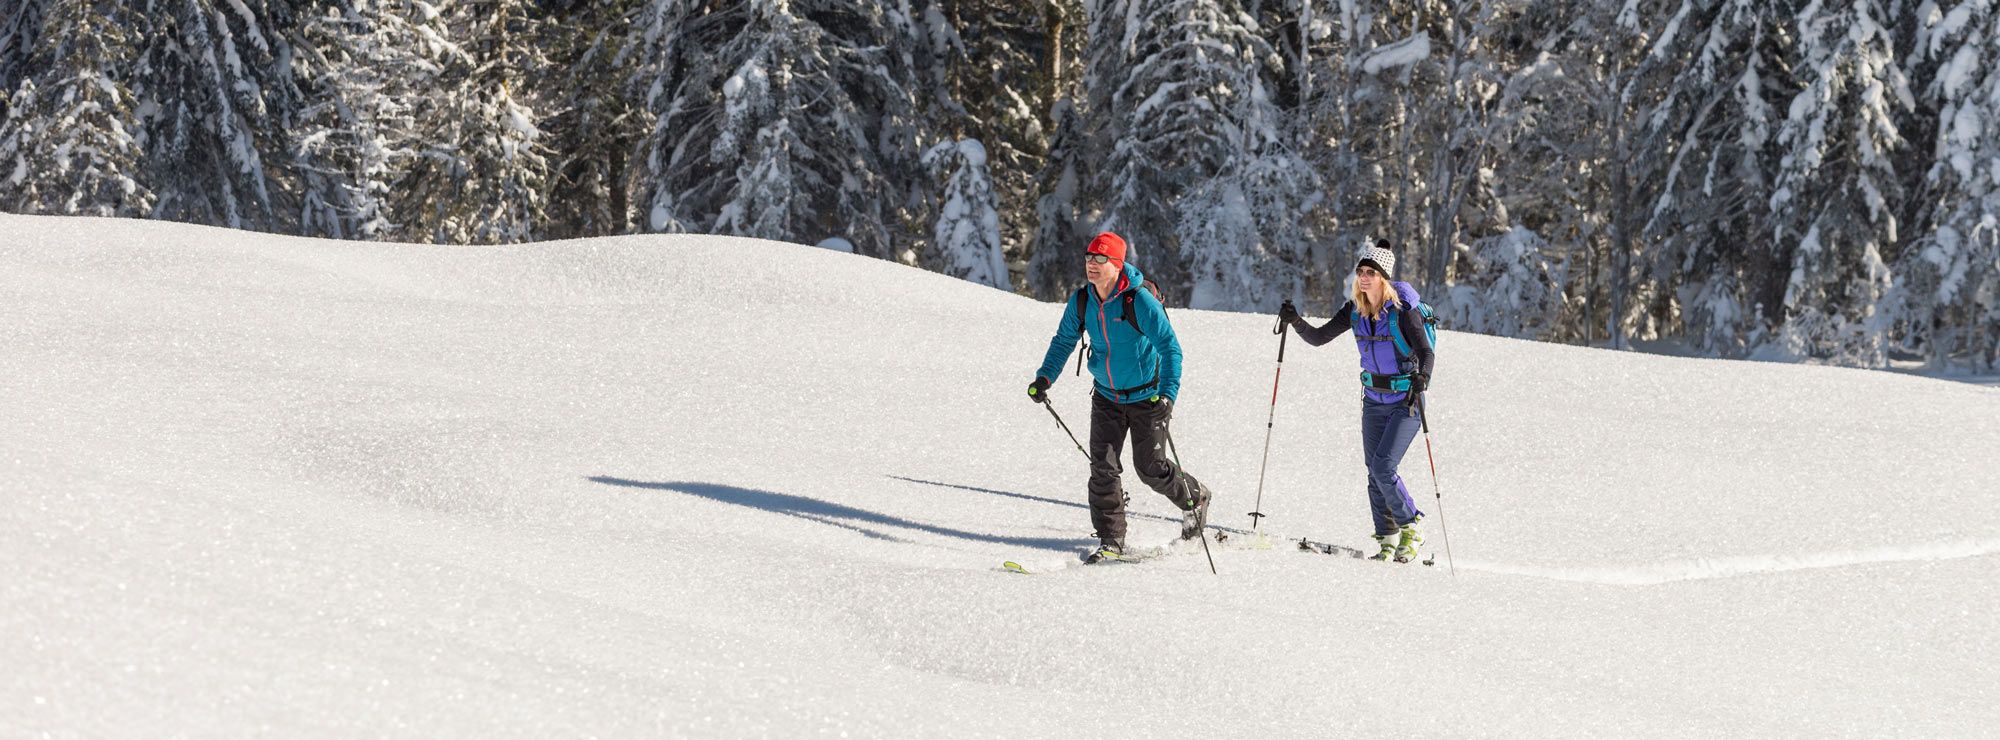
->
[1029,97,1086,299]
[432,0,552,244]
[1176,147,1324,310]
[1086,0,1317,309]
[131,0,304,231]
[1897,0,2000,371]
[542,0,646,240]
[1438,226,1566,339]
[0,0,47,123]
[1472,0,1679,348]
[1634,0,1793,357]
[922,0,1063,284]
[1402,1,1510,293]
[632,0,919,258]
[1768,0,1912,365]
[292,0,437,240]
[923,138,1008,288]
[0,0,153,217]
[1287,0,1397,311]
[1025,1,1088,300]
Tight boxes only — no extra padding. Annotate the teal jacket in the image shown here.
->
[1035,263,1183,403]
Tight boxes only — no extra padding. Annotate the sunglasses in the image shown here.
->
[1084,253,1114,265]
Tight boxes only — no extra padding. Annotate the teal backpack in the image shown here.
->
[1350,301,1440,359]
[1351,301,1440,393]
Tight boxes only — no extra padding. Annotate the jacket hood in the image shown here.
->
[1119,262,1146,293]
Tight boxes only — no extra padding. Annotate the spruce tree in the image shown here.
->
[131,0,304,231]
[922,138,1007,288]
[1085,0,1317,309]
[542,0,646,239]
[0,0,153,217]
[632,0,921,258]
[1897,0,2000,371]
[1768,0,1911,365]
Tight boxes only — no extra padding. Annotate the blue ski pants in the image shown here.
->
[1360,396,1424,536]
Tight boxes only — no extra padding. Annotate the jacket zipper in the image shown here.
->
[1098,291,1116,394]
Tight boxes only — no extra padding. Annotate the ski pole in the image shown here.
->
[1415,393,1457,577]
[1248,306,1291,532]
[1166,429,1218,575]
[1039,397,1089,462]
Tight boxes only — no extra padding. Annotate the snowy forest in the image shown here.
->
[1,0,1997,370]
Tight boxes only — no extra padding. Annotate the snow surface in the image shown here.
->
[3,214,1997,737]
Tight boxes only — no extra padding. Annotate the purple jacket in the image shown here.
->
[1293,281,1436,404]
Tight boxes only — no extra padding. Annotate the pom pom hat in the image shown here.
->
[1356,239,1395,279]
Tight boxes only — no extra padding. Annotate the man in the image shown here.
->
[1028,231,1213,563]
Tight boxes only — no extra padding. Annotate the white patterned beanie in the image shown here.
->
[1357,239,1396,279]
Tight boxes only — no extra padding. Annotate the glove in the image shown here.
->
[1028,377,1051,403]
[1152,395,1174,421]
[1406,372,1429,396]
[1277,300,1301,327]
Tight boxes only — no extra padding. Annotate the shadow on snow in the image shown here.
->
[587,476,1094,552]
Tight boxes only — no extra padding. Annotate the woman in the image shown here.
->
[1277,241,1436,562]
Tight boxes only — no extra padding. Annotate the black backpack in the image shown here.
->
[1071,279,1166,376]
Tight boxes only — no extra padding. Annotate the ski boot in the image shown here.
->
[1368,534,1395,561]
[1178,479,1212,540]
[1083,541,1125,564]
[1393,517,1424,563]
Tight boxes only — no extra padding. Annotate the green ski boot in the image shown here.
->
[1369,534,1395,561]
[1083,542,1125,564]
[1393,518,1424,563]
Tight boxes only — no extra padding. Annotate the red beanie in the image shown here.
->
[1087,232,1128,268]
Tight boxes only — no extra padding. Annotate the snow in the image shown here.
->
[955,138,986,168]
[1649,1,1692,60]
[3,215,1998,735]
[1942,44,1979,99]
[1359,33,1430,75]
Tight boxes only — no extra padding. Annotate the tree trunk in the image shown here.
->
[1041,0,1065,124]
[609,142,629,234]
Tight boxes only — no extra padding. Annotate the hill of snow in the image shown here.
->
[3,214,1997,736]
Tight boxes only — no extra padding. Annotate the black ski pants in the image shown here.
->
[1086,392,1207,546]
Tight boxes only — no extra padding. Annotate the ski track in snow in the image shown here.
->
[1462,537,2000,585]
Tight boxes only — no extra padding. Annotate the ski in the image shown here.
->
[999,531,1225,575]
[1007,532,1433,573]
[1297,538,1370,559]
[1297,536,1434,565]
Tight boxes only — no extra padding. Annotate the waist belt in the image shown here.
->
[1359,371,1411,392]
[1096,376,1160,397]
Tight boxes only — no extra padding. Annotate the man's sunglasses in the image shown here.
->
[1085,253,1113,265]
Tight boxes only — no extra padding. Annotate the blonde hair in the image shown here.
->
[1351,275,1402,320]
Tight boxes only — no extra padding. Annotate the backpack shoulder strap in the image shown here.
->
[1073,286,1091,336]
[1387,304,1413,358]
